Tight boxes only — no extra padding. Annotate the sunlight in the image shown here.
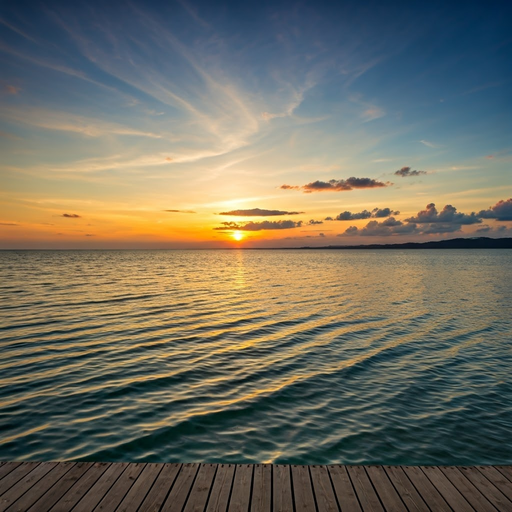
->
[232,231,244,241]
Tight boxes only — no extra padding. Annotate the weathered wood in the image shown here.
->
[49,462,110,512]
[228,464,253,512]
[27,462,92,512]
[273,464,293,512]
[459,466,512,512]
[138,463,182,512]
[0,462,39,497]
[291,465,316,512]
[116,463,164,512]
[477,466,512,502]
[5,462,74,512]
[328,465,362,512]
[161,463,200,512]
[0,462,57,512]
[383,466,429,512]
[251,464,271,512]
[496,466,512,483]
[72,462,128,512]
[421,466,473,512]
[401,466,451,512]
[0,464,22,484]
[346,466,384,512]
[310,465,337,512]
[184,464,217,512]
[205,464,235,512]
[365,465,407,512]
[94,462,145,511]
[439,466,497,512]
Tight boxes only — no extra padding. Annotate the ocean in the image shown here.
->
[1,249,511,465]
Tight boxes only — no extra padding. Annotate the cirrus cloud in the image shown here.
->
[218,208,303,216]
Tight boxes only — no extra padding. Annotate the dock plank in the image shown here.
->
[49,462,110,512]
[310,465,337,512]
[365,465,407,512]
[421,466,473,512]
[383,466,428,512]
[496,466,512,483]
[346,466,384,512]
[161,463,200,512]
[251,464,271,512]
[0,462,56,512]
[328,465,361,512]
[291,465,316,512]
[205,464,235,512]
[5,462,75,512]
[228,464,253,512]
[0,464,22,484]
[184,463,217,512]
[459,466,512,512]
[439,466,497,512]
[138,463,182,512]
[477,466,512,502]
[116,463,164,512]
[0,463,40,497]
[273,465,293,512]
[402,466,451,512]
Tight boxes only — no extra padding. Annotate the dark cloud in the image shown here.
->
[394,166,427,177]
[420,223,461,234]
[478,198,512,221]
[308,219,323,225]
[476,225,492,233]
[219,208,303,216]
[341,217,420,236]
[319,233,325,237]
[281,177,390,193]
[62,213,81,218]
[324,216,333,221]
[333,207,399,221]
[164,209,196,213]
[405,203,481,225]
[0,222,19,226]
[214,220,302,231]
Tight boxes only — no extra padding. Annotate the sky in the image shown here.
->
[0,0,511,248]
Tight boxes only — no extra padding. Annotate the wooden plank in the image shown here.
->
[251,464,271,512]
[228,464,253,512]
[421,466,473,512]
[310,465,337,512]
[365,466,407,512]
[496,466,512,483]
[0,464,22,485]
[49,462,110,512]
[183,464,217,512]
[383,466,428,512]
[0,462,57,512]
[206,464,236,512]
[138,463,182,512]
[477,466,512,502]
[5,462,75,512]
[94,462,145,511]
[26,462,93,512]
[0,463,39,496]
[161,463,200,512]
[273,464,293,512]
[458,466,512,512]
[402,466,451,512]
[346,466,384,512]
[116,463,164,512]
[439,466,497,512]
[327,465,361,512]
[291,465,316,512]
[72,462,128,512]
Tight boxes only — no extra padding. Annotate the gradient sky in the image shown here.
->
[0,0,511,248]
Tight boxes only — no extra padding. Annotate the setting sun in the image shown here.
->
[232,231,244,241]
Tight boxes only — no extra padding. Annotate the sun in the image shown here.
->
[232,231,244,241]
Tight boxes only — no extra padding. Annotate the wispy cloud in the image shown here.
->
[394,166,427,177]
[164,209,196,214]
[61,213,81,218]
[218,208,303,216]
[281,177,391,193]
[214,220,302,231]
[419,139,438,148]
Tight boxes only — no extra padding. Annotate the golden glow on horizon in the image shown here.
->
[232,231,244,241]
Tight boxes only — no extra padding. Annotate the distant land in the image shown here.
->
[296,237,512,250]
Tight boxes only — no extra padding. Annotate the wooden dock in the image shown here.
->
[1,462,511,511]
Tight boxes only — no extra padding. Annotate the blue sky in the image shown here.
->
[0,0,511,247]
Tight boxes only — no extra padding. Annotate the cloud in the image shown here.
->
[331,207,399,221]
[3,85,20,95]
[218,208,303,216]
[62,213,81,218]
[319,233,325,237]
[281,177,390,193]
[308,219,323,225]
[478,198,512,221]
[214,220,302,231]
[164,209,196,213]
[405,203,481,225]
[419,140,438,148]
[361,107,385,122]
[394,166,427,177]
[0,222,19,226]
[340,217,420,237]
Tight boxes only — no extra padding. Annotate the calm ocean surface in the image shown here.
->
[1,249,511,465]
